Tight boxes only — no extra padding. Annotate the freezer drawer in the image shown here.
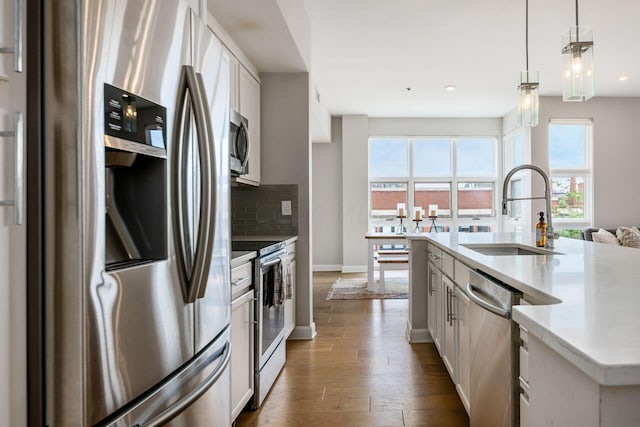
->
[98,327,231,427]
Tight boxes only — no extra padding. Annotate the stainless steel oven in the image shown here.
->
[231,240,287,409]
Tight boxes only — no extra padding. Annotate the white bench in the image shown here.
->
[375,251,409,292]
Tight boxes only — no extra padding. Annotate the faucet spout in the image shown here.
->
[502,164,557,248]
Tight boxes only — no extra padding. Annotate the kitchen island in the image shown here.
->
[406,232,640,426]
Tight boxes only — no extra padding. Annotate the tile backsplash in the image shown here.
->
[231,184,298,236]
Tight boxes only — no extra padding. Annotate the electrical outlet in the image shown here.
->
[281,200,292,216]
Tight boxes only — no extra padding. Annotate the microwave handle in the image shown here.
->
[239,122,249,168]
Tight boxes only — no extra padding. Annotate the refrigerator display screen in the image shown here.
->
[104,83,166,149]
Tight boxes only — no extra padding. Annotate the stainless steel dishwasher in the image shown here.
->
[466,270,522,427]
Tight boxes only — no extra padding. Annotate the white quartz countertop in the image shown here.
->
[407,231,640,386]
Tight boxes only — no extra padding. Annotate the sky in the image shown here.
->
[369,138,495,178]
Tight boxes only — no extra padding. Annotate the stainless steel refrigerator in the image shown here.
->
[26,1,232,425]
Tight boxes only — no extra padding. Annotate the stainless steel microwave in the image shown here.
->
[230,110,249,176]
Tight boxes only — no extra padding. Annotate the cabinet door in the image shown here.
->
[284,259,296,337]
[228,53,239,113]
[433,267,443,353]
[427,262,437,342]
[442,276,456,381]
[238,65,260,185]
[231,290,254,420]
[456,285,471,414]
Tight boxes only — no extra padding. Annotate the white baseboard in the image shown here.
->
[313,264,342,272]
[341,265,367,273]
[288,323,317,340]
[406,320,432,343]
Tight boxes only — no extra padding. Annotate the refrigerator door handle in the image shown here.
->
[194,71,217,299]
[172,65,213,303]
[143,340,231,427]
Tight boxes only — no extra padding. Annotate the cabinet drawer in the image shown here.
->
[454,259,472,288]
[426,244,442,268]
[441,251,454,279]
[520,345,530,386]
[231,262,253,299]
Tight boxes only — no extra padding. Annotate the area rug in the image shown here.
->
[326,276,408,300]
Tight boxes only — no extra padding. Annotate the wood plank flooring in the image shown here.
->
[234,272,469,427]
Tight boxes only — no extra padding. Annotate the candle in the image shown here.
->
[413,207,422,221]
[428,204,438,217]
[397,203,406,217]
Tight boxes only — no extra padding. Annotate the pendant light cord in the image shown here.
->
[525,0,529,71]
[575,0,580,41]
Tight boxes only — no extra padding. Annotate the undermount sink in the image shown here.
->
[461,243,562,256]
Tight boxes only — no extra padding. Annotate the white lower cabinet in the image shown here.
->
[231,289,254,421]
[455,285,471,413]
[284,240,296,338]
[442,275,456,380]
[284,258,296,337]
[427,250,473,416]
[430,264,443,353]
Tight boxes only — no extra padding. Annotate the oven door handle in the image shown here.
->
[261,257,282,272]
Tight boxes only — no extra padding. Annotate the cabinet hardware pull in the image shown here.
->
[0,112,24,225]
[0,0,23,72]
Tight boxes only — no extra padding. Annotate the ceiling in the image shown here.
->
[209,0,640,118]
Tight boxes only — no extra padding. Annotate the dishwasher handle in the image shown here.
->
[466,283,511,320]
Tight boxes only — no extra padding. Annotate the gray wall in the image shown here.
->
[311,117,343,269]
[531,96,640,229]
[260,72,315,339]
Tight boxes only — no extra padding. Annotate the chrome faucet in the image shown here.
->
[502,164,559,248]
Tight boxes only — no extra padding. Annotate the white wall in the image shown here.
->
[312,117,342,269]
[341,115,370,272]
[531,96,640,228]
[313,116,503,271]
[261,72,316,339]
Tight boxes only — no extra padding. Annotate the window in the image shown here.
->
[369,138,408,177]
[369,137,497,232]
[503,129,527,230]
[370,182,407,217]
[414,183,451,217]
[548,120,593,228]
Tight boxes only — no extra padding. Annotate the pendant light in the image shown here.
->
[518,0,539,127]
[561,0,594,101]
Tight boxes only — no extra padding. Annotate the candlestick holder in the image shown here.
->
[428,215,438,233]
[413,219,423,234]
[396,215,406,234]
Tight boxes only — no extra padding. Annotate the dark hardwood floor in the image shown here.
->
[235,272,469,426]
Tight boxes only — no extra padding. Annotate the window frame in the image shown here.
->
[368,136,498,231]
[548,119,594,228]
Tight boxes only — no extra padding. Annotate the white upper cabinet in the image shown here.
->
[236,65,260,186]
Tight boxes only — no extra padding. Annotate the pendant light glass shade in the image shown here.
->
[517,0,539,127]
[562,26,594,101]
[518,71,539,127]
